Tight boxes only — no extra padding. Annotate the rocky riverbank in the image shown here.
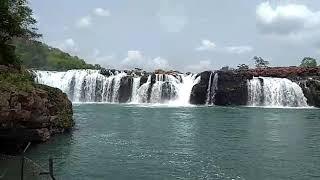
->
[0,65,74,154]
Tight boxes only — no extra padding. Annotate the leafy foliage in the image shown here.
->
[300,57,317,67]
[253,56,269,68]
[0,0,41,65]
[14,39,98,71]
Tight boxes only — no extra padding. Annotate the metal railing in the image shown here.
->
[0,142,55,180]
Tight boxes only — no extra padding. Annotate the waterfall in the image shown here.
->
[170,74,200,105]
[150,75,164,103]
[34,70,199,105]
[137,75,151,103]
[205,72,219,105]
[247,77,308,107]
[35,69,125,102]
[111,72,127,102]
[131,77,141,103]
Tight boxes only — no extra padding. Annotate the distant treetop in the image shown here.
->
[253,56,269,69]
[300,57,317,67]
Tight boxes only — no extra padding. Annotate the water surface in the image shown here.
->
[27,104,320,180]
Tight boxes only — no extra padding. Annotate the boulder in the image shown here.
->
[118,76,133,103]
[190,71,211,104]
[0,82,74,154]
[140,74,149,86]
[300,78,320,107]
[214,71,251,106]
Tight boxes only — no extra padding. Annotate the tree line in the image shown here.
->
[0,0,101,71]
[14,39,101,71]
[232,56,318,71]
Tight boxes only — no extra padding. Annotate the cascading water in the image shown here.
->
[130,77,141,103]
[247,77,308,107]
[149,75,164,103]
[34,70,200,105]
[169,74,201,105]
[35,70,125,103]
[205,72,219,105]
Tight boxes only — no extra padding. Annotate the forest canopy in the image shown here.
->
[14,39,98,71]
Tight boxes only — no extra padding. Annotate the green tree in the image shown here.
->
[253,56,269,68]
[0,0,41,65]
[237,64,249,70]
[14,39,99,71]
[300,57,317,67]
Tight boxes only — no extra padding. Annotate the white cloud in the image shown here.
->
[94,8,110,17]
[256,2,320,35]
[195,40,216,51]
[121,50,145,69]
[76,8,109,28]
[225,46,253,54]
[149,57,170,70]
[185,60,212,72]
[55,38,79,54]
[122,51,144,64]
[121,51,171,70]
[76,16,91,28]
[84,48,115,68]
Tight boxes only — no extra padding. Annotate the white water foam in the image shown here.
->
[247,77,308,107]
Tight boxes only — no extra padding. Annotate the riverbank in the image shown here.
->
[0,65,74,154]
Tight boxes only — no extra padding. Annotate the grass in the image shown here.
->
[0,70,35,92]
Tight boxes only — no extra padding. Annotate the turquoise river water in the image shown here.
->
[26,104,320,180]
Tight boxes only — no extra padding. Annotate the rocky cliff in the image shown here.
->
[190,67,320,107]
[0,66,74,154]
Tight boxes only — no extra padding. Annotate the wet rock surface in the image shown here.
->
[118,76,133,103]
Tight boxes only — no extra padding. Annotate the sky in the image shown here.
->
[29,0,320,72]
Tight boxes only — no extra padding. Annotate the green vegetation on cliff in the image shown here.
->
[0,66,35,91]
[0,0,41,66]
[14,39,98,71]
[0,1,74,154]
[1,0,97,71]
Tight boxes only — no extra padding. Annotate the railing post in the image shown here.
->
[20,155,24,180]
[49,157,55,180]
[20,142,31,180]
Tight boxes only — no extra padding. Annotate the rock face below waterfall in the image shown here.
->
[190,71,211,104]
[214,70,251,106]
[0,67,74,154]
[301,77,320,107]
[191,67,320,107]
[118,76,133,103]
